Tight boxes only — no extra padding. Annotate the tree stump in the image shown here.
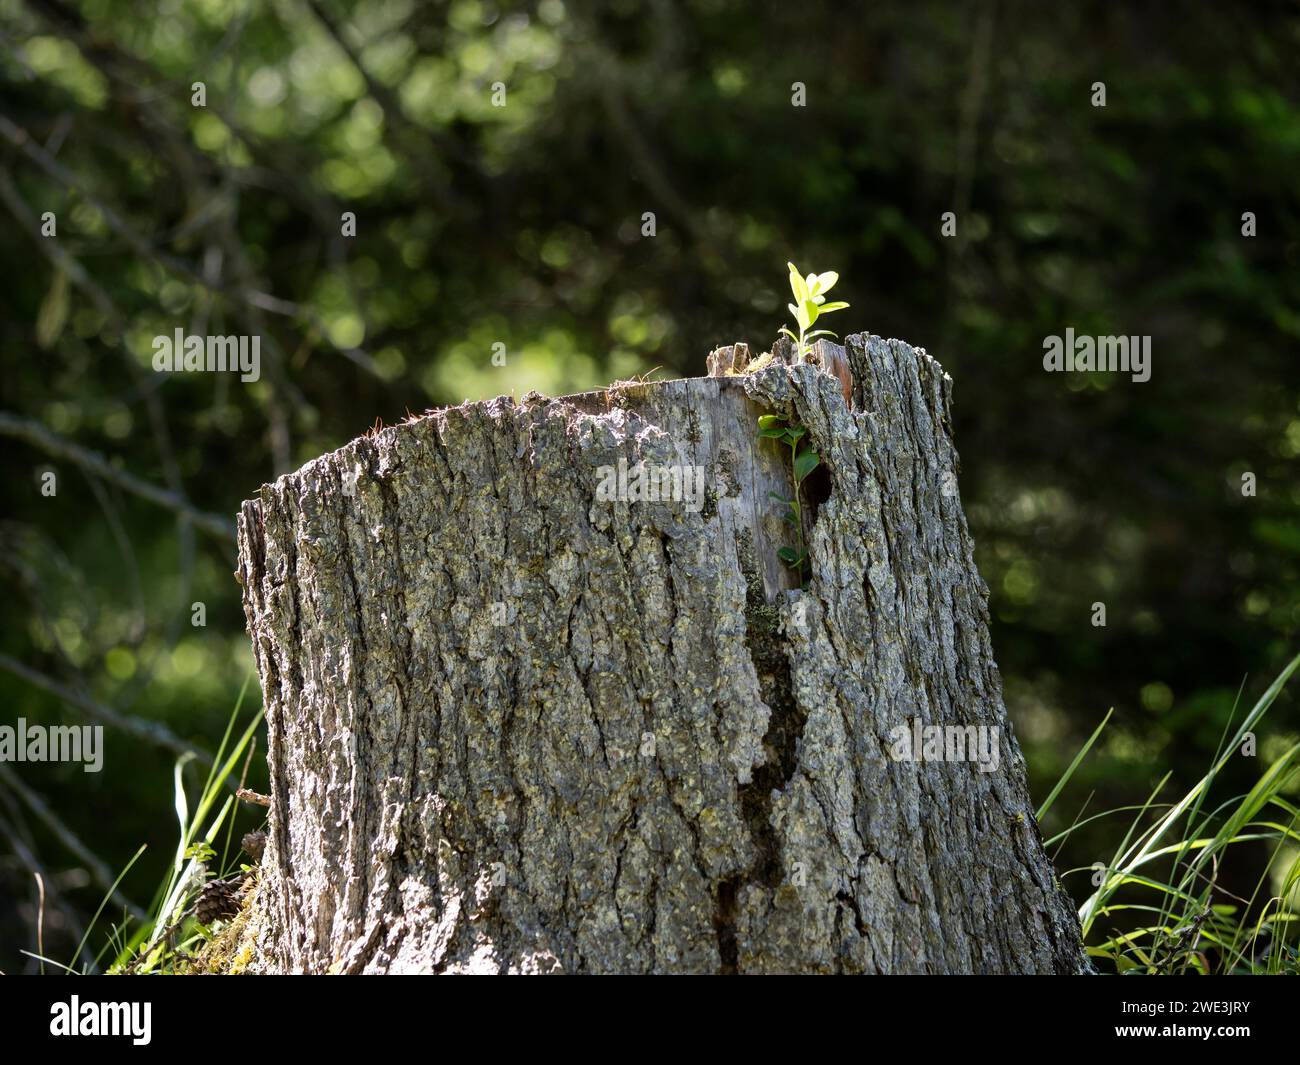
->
[234,332,1090,974]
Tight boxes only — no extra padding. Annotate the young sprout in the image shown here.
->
[779,262,849,359]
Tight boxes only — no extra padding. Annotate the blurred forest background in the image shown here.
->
[1,0,1298,973]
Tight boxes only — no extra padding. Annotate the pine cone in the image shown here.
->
[241,830,267,863]
[194,876,242,925]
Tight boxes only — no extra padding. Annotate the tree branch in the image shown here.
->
[0,411,236,542]
[0,652,215,766]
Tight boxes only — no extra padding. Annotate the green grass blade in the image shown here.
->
[1037,707,1112,822]
[71,843,145,973]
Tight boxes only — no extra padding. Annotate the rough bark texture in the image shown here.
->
[234,332,1090,974]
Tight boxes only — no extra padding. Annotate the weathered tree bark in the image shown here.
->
[234,332,1090,974]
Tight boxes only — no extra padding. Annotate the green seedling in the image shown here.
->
[780,262,849,359]
[759,413,821,580]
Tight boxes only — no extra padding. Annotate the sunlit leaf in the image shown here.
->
[794,451,820,481]
[787,262,809,304]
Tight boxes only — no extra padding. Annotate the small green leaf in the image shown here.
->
[787,263,809,304]
[787,425,806,440]
[802,297,820,326]
[778,547,799,565]
[793,451,821,482]
[782,513,798,527]
[757,414,782,429]
[818,300,850,314]
[768,491,791,504]
[759,427,785,438]
[813,271,839,293]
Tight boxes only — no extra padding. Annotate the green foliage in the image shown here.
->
[1049,652,1300,974]
[759,413,821,581]
[183,842,216,864]
[778,262,849,358]
[108,691,261,975]
[18,687,263,976]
